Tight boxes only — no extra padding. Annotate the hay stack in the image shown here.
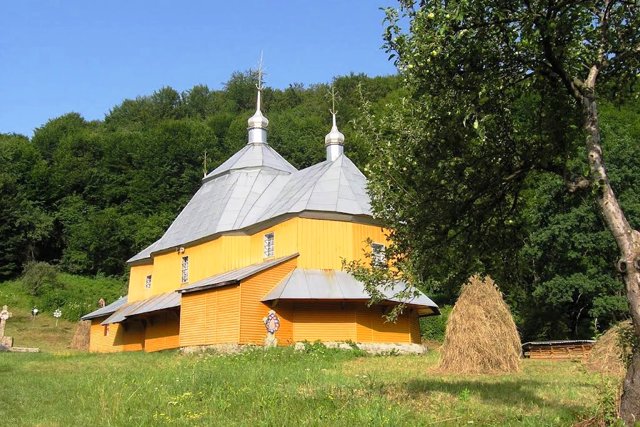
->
[439,275,521,374]
[69,320,91,351]
[586,320,632,377]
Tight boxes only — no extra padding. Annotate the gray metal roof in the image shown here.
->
[178,253,298,294]
[129,150,373,263]
[262,269,440,316]
[101,292,181,325]
[81,296,127,321]
[257,156,371,221]
[205,143,297,180]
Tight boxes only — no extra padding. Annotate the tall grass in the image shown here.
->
[0,347,615,426]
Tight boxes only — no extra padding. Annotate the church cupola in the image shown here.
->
[247,59,269,145]
[324,88,344,161]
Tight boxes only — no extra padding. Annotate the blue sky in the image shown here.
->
[0,1,399,137]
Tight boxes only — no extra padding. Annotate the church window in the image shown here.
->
[264,232,275,258]
[145,275,152,289]
[371,243,386,266]
[181,256,189,283]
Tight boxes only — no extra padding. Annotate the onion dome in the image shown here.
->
[247,90,269,130]
[325,112,344,161]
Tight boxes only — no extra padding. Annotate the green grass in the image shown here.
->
[0,347,617,426]
[2,306,78,352]
[0,273,125,324]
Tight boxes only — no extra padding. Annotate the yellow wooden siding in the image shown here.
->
[122,321,145,351]
[292,302,357,342]
[272,305,294,346]
[128,263,154,302]
[296,219,353,269]
[130,236,251,302]
[179,285,241,347]
[410,312,421,344]
[356,306,414,343]
[352,223,389,265]
[239,258,297,345]
[249,218,300,262]
[355,305,374,342]
[144,312,180,352]
[89,319,124,353]
[179,293,206,347]
[127,217,388,303]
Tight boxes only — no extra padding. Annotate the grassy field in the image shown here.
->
[0,346,618,426]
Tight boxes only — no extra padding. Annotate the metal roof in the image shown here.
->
[129,151,373,263]
[101,292,181,325]
[81,296,127,321]
[262,269,440,316]
[257,156,371,222]
[178,253,298,294]
[205,143,297,180]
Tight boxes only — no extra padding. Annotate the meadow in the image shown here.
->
[1,343,617,426]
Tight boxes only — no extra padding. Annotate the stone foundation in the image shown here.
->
[180,342,428,355]
[180,344,258,355]
[294,341,428,355]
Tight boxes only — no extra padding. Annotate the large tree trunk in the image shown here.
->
[583,93,640,425]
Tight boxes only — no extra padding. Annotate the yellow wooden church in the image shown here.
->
[82,85,439,353]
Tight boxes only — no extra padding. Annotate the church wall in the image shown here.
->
[292,302,358,342]
[128,236,251,303]
[295,218,354,270]
[128,263,154,303]
[127,217,389,304]
[249,217,299,262]
[122,321,145,352]
[352,223,389,265]
[354,305,417,344]
[89,319,124,353]
[144,311,180,352]
[179,285,241,347]
[239,257,297,345]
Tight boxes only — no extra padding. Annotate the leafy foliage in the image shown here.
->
[21,261,60,297]
[0,71,398,279]
[352,1,639,341]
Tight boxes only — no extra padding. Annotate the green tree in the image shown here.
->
[361,1,639,421]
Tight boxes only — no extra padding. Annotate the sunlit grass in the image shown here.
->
[0,347,615,426]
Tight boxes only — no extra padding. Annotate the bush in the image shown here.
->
[21,261,61,296]
[420,305,452,342]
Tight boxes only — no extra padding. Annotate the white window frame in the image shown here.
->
[263,232,275,258]
[371,242,386,266]
[145,275,152,289]
[181,256,189,284]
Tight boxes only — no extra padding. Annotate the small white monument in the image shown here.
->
[0,305,13,348]
[53,309,62,327]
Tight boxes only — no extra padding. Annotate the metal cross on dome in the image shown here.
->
[329,85,338,116]
[256,51,265,91]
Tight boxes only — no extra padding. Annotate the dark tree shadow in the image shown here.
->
[403,377,592,416]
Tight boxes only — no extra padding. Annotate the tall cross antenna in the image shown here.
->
[202,150,208,178]
[256,51,264,91]
[329,86,338,116]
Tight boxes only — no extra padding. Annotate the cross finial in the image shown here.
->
[329,85,338,116]
[256,51,264,91]
[202,150,208,178]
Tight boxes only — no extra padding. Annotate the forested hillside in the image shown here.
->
[1,70,638,340]
[0,71,400,279]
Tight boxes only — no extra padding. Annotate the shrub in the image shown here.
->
[21,261,60,296]
[420,305,452,342]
